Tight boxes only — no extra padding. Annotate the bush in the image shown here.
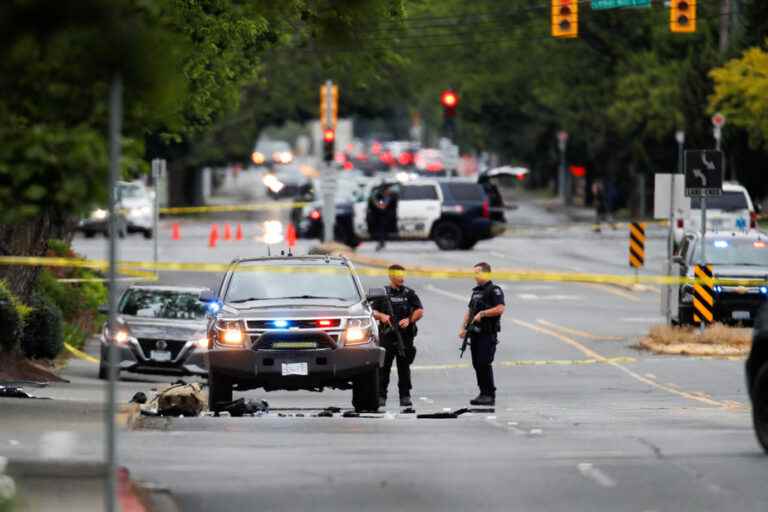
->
[0,280,24,353]
[21,294,64,359]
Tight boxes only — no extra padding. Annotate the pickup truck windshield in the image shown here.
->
[225,265,361,303]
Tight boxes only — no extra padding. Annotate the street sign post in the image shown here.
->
[685,148,723,326]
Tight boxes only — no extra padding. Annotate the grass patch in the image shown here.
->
[640,323,751,356]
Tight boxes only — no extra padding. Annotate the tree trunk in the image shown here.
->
[0,209,77,303]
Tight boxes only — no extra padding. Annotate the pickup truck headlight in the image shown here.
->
[344,318,372,346]
[216,320,245,347]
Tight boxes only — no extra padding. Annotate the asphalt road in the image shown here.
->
[1,184,763,511]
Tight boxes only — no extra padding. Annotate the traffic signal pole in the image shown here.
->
[322,79,336,244]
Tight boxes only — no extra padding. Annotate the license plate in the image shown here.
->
[281,362,308,376]
[732,311,751,320]
[150,350,172,362]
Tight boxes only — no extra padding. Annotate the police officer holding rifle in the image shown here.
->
[459,262,505,406]
[372,264,424,408]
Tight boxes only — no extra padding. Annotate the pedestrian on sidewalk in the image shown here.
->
[592,180,616,232]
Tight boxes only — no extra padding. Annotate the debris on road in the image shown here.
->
[139,382,206,417]
[0,385,50,399]
[640,324,751,356]
[215,398,269,417]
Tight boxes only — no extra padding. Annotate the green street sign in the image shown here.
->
[591,0,651,9]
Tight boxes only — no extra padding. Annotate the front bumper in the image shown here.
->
[100,338,208,376]
[713,292,768,324]
[207,345,385,390]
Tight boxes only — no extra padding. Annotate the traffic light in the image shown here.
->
[670,0,696,33]
[440,89,458,118]
[323,128,335,163]
[551,0,578,39]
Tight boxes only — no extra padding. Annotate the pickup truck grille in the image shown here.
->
[245,318,344,349]
[246,319,341,329]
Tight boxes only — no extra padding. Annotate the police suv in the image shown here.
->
[299,178,506,250]
[670,231,768,325]
[200,255,387,412]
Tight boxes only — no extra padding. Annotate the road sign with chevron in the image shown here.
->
[693,264,715,324]
[629,222,646,269]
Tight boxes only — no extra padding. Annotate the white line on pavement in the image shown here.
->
[425,284,466,302]
[577,463,617,488]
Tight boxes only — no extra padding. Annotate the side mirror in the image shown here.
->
[198,289,216,303]
[366,287,388,302]
[97,304,109,315]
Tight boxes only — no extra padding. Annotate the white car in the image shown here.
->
[117,181,154,238]
[675,182,756,247]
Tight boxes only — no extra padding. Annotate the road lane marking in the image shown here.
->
[536,319,623,341]
[410,357,636,371]
[425,284,466,301]
[583,283,643,302]
[513,319,733,409]
[577,463,617,488]
[517,294,583,301]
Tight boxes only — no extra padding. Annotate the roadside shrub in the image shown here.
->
[21,294,64,359]
[0,280,23,353]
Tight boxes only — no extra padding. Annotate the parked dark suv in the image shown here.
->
[200,256,386,412]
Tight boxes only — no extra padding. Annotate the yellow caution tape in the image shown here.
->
[159,202,309,215]
[64,342,99,364]
[0,255,765,287]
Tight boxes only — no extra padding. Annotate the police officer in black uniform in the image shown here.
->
[459,262,505,406]
[372,264,424,407]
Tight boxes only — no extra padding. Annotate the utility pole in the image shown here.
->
[105,73,122,512]
[719,0,731,55]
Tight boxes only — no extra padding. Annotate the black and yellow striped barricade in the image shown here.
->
[693,264,715,325]
[629,222,646,269]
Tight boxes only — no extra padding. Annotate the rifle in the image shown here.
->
[460,305,481,358]
[381,289,406,358]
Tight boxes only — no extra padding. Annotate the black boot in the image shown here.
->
[399,396,413,407]
[470,395,495,406]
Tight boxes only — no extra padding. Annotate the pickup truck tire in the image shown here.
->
[458,237,477,250]
[208,371,233,411]
[752,364,768,453]
[352,366,380,413]
[433,222,462,251]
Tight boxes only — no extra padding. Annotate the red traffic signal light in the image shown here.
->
[323,129,335,143]
[440,90,458,109]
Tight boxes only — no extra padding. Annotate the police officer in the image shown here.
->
[459,262,505,406]
[372,264,424,407]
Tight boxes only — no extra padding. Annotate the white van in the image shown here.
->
[675,182,756,246]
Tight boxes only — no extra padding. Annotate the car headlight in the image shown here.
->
[193,334,209,349]
[90,208,108,220]
[104,325,132,345]
[216,320,245,347]
[344,318,373,346]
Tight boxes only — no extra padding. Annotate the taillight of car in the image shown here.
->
[398,152,413,166]
[309,209,321,221]
[343,161,354,170]
[676,219,684,229]
[750,211,757,229]
[482,199,490,219]
[426,162,444,172]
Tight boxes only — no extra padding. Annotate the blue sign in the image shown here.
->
[591,0,651,9]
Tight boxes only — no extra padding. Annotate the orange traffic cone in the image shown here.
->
[223,223,232,241]
[235,223,244,241]
[208,224,219,248]
[171,223,181,241]
[286,223,297,249]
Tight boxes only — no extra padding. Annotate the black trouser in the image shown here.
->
[380,335,416,398]
[470,332,497,396]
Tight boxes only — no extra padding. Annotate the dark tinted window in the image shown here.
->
[400,185,438,200]
[443,183,485,201]
[691,191,748,210]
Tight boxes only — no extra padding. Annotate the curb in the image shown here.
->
[63,342,99,364]
[639,337,749,357]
